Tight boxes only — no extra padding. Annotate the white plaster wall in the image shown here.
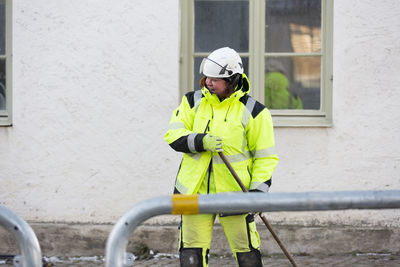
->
[0,0,181,223]
[0,0,399,226]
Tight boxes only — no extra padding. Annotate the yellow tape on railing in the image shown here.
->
[171,194,199,214]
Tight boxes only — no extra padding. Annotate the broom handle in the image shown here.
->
[218,152,298,267]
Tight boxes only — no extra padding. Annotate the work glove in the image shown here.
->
[202,134,223,152]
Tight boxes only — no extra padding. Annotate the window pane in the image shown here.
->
[194,0,249,53]
[0,0,5,55]
[265,56,320,110]
[0,59,5,110]
[265,0,321,53]
[194,56,248,91]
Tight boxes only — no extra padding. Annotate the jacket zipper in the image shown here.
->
[203,116,213,194]
[204,120,210,133]
[207,159,212,194]
[224,104,231,122]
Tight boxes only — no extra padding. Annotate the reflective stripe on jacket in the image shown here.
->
[164,74,278,194]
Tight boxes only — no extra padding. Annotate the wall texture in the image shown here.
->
[1,0,181,223]
[1,0,399,232]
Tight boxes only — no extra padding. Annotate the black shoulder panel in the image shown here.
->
[239,94,249,105]
[185,91,195,109]
[252,101,265,118]
[239,95,265,119]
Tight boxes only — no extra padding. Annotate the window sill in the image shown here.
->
[0,113,12,126]
[272,116,332,128]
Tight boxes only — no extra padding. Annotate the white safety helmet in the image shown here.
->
[199,47,244,78]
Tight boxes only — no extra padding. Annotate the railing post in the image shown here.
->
[105,190,400,267]
[0,205,42,267]
[105,196,172,267]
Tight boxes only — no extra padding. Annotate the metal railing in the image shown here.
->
[0,205,42,267]
[105,190,400,267]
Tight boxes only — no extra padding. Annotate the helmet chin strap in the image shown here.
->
[225,74,242,92]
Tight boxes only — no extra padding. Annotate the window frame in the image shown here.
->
[0,0,12,126]
[179,0,333,127]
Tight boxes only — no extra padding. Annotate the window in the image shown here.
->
[0,0,11,126]
[180,0,333,127]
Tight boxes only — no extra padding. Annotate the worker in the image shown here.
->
[164,47,279,267]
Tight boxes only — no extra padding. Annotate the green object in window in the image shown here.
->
[265,72,303,110]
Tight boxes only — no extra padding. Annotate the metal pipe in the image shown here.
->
[105,197,172,267]
[105,190,400,267]
[0,205,42,267]
[197,191,400,213]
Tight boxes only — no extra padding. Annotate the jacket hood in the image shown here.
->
[236,73,250,94]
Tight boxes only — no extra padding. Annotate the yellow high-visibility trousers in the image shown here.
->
[178,166,262,266]
[179,213,261,266]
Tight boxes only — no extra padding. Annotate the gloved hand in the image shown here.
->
[203,134,223,152]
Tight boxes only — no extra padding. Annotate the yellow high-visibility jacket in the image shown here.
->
[164,74,278,194]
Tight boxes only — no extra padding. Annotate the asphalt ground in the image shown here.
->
[1,253,400,266]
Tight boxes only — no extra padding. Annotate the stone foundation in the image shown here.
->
[1,222,399,257]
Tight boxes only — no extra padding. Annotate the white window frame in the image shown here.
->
[0,0,12,126]
[179,0,333,127]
